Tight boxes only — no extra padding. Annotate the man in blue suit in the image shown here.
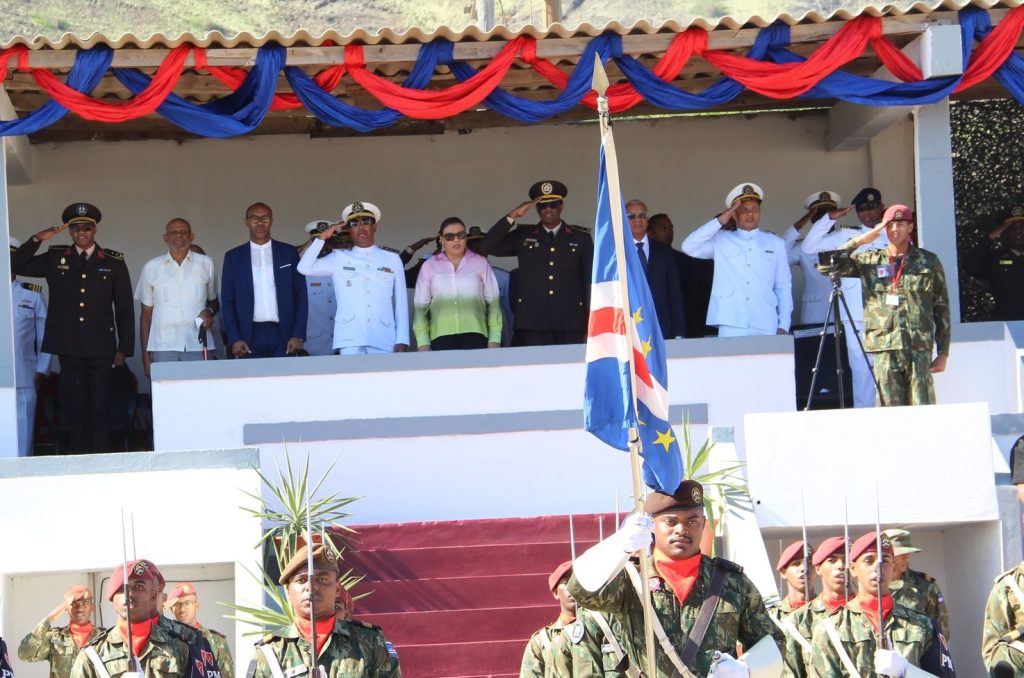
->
[221,202,307,358]
[627,199,685,339]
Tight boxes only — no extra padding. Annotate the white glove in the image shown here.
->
[873,649,908,676]
[710,652,750,678]
[615,512,653,553]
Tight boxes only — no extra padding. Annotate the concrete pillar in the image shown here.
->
[913,100,962,322]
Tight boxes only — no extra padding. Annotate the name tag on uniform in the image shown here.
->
[1000,259,1014,265]
[342,266,356,271]
[98,267,111,273]
[876,265,891,278]
[764,249,775,254]
[378,267,394,274]
[524,238,538,246]
[310,282,321,287]
[283,665,307,678]
[886,294,900,306]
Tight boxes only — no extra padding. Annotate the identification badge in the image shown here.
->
[1000,259,1014,265]
[876,265,890,278]
[568,620,585,644]
[886,294,900,306]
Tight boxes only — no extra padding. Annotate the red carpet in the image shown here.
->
[345,513,617,678]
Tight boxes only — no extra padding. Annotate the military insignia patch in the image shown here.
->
[743,184,753,194]
[1014,206,1024,217]
[893,210,904,220]
[385,641,399,658]
[183,584,191,593]
[324,549,338,563]
[691,486,702,504]
[867,193,876,202]
[541,181,553,195]
[819,191,829,201]
[648,577,661,592]
[76,204,88,216]
[568,620,585,644]
[133,562,148,575]
[352,202,364,213]
[881,536,892,549]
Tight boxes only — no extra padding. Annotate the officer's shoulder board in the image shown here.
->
[711,556,744,574]
[20,282,43,293]
[48,245,66,252]
[379,245,399,254]
[102,247,125,261]
[206,628,227,639]
[570,224,593,236]
[348,619,382,632]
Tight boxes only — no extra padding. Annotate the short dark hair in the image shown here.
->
[245,202,272,218]
[437,217,465,235]
[648,213,671,227]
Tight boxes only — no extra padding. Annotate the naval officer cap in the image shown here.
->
[1003,205,1024,227]
[341,201,381,223]
[852,188,882,210]
[643,479,705,515]
[304,219,332,235]
[529,180,568,203]
[725,182,764,208]
[804,190,841,212]
[61,202,102,225]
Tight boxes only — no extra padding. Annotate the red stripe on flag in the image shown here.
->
[632,347,653,387]
[588,307,626,337]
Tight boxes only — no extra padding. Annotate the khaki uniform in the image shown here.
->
[249,619,400,678]
[567,556,783,677]
[69,616,199,678]
[809,598,953,677]
[199,628,233,678]
[891,569,950,642]
[832,244,950,406]
[19,620,102,678]
[982,563,1024,673]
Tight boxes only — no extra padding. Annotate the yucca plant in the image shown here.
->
[680,418,750,555]
[221,453,365,635]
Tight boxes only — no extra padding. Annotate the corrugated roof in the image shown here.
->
[2,0,1021,50]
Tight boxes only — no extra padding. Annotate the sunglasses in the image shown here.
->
[246,215,272,224]
[442,232,468,241]
[538,200,563,209]
[626,212,648,220]
[347,217,376,227]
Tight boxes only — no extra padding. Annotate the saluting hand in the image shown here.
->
[717,203,740,227]
[855,221,887,247]
[829,204,855,220]
[506,199,540,221]
[34,224,68,242]
[318,223,343,241]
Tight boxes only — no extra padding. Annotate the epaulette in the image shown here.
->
[712,556,744,574]
[206,628,226,639]
[48,245,66,251]
[923,573,936,583]
[571,224,593,235]
[254,633,278,646]
[380,246,399,253]
[348,618,382,631]
[88,626,113,646]
[838,223,861,229]
[21,282,43,293]
[102,248,125,260]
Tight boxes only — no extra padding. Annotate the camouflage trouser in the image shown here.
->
[872,350,935,406]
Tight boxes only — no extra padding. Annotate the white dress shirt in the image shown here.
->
[682,218,793,333]
[135,251,218,351]
[250,240,280,323]
[11,280,51,387]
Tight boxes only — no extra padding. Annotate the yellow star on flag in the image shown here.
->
[641,337,653,358]
[632,307,644,325]
[653,428,676,451]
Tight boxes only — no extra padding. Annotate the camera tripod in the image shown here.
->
[804,266,885,410]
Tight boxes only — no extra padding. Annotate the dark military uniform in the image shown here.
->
[199,628,232,678]
[69,615,200,678]
[479,218,592,345]
[964,234,1024,321]
[249,619,400,678]
[568,556,782,677]
[19,619,102,678]
[12,232,133,453]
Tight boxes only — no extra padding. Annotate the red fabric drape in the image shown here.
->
[957,5,1024,91]
[0,45,28,83]
[342,37,526,117]
[28,44,192,121]
[871,35,924,82]
[194,45,348,111]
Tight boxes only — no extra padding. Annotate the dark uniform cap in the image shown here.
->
[466,226,485,241]
[852,188,882,210]
[106,559,165,601]
[278,543,341,585]
[61,202,102,225]
[529,180,568,203]
[548,560,573,593]
[643,479,704,514]
[777,540,813,572]
[849,531,894,563]
[1003,205,1024,226]
[812,536,847,566]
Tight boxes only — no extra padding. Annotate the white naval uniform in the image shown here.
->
[298,238,409,352]
[801,214,889,407]
[11,280,52,455]
[785,227,833,325]
[681,218,793,336]
[305,275,336,356]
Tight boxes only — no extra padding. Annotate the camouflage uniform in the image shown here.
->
[198,628,233,678]
[982,563,1024,673]
[809,597,954,677]
[69,615,200,678]
[832,243,950,406]
[780,596,843,678]
[521,611,626,678]
[567,556,783,677]
[890,568,950,642]
[768,598,803,625]
[249,618,400,678]
[18,619,102,678]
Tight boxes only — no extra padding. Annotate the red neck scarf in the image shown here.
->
[786,595,806,610]
[653,550,702,604]
[116,616,157,658]
[295,616,336,657]
[557,613,576,626]
[857,593,894,633]
[823,595,849,613]
[69,622,94,649]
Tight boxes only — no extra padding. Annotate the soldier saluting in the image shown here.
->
[568,480,784,677]
[12,202,134,452]
[18,586,101,678]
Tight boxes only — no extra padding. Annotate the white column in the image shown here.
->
[0,127,18,457]
[913,100,961,322]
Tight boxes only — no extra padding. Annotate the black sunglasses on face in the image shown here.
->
[442,232,468,241]
[538,200,563,209]
[347,217,376,227]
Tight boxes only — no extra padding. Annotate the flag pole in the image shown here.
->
[592,54,658,678]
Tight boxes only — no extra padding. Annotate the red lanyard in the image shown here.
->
[890,255,908,293]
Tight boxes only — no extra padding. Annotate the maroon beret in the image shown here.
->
[776,540,812,572]
[849,531,894,563]
[812,536,847,567]
[882,204,914,225]
[106,559,165,601]
[548,561,573,593]
[643,480,704,515]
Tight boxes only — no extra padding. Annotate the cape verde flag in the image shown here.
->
[583,142,682,493]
